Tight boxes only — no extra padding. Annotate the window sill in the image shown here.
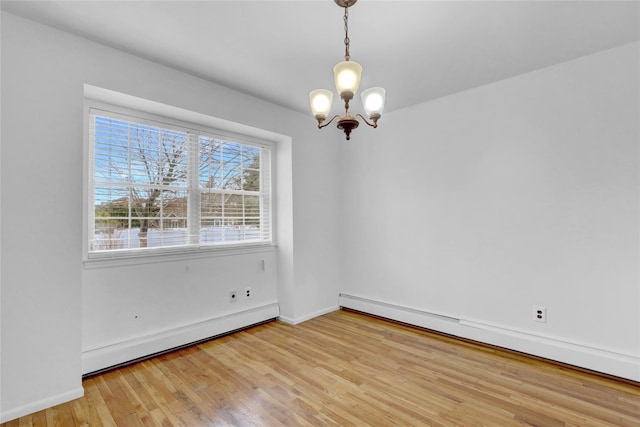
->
[83,243,277,269]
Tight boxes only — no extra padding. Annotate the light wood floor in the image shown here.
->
[3,309,639,426]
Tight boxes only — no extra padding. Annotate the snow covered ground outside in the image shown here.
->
[93,227,261,251]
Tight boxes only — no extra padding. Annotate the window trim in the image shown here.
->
[83,87,278,265]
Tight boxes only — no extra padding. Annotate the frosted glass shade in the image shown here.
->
[361,87,386,118]
[309,89,333,119]
[333,61,362,100]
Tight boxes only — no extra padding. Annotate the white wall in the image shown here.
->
[0,12,342,421]
[340,42,640,380]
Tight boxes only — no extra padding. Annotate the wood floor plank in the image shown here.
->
[2,309,639,426]
[82,377,118,427]
[17,417,33,427]
[29,411,47,427]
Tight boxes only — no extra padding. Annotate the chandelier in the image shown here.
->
[309,0,386,140]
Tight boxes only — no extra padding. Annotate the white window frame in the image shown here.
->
[83,94,275,264]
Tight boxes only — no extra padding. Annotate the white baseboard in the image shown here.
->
[279,305,339,325]
[339,293,640,382]
[82,302,280,375]
[0,387,84,423]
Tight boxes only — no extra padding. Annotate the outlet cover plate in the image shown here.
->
[533,305,546,323]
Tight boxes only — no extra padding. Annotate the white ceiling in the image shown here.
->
[2,1,638,115]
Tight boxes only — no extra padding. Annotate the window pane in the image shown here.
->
[94,117,130,184]
[162,190,188,230]
[244,195,260,226]
[200,193,263,243]
[200,219,224,243]
[200,192,222,243]
[153,189,189,247]
[242,145,261,191]
[93,186,130,251]
[199,136,222,189]
[242,169,260,191]
[221,143,242,190]
[201,192,222,218]
[224,194,243,219]
[128,125,188,187]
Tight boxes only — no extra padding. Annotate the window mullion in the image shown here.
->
[188,132,200,246]
[128,122,133,250]
[220,142,226,241]
[260,147,270,241]
[88,115,97,251]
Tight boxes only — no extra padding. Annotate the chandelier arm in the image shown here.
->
[355,113,379,128]
[317,114,342,129]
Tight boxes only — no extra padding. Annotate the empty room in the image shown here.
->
[1,0,639,425]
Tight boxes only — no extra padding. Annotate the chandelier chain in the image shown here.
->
[343,6,350,61]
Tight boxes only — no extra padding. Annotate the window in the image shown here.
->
[88,107,272,257]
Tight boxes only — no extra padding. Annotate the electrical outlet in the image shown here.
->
[244,286,252,299]
[533,305,546,323]
[229,290,237,303]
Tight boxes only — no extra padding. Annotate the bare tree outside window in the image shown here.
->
[128,125,188,247]
[93,117,188,249]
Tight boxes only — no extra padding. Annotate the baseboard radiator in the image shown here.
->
[82,302,280,375]
[339,293,639,382]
